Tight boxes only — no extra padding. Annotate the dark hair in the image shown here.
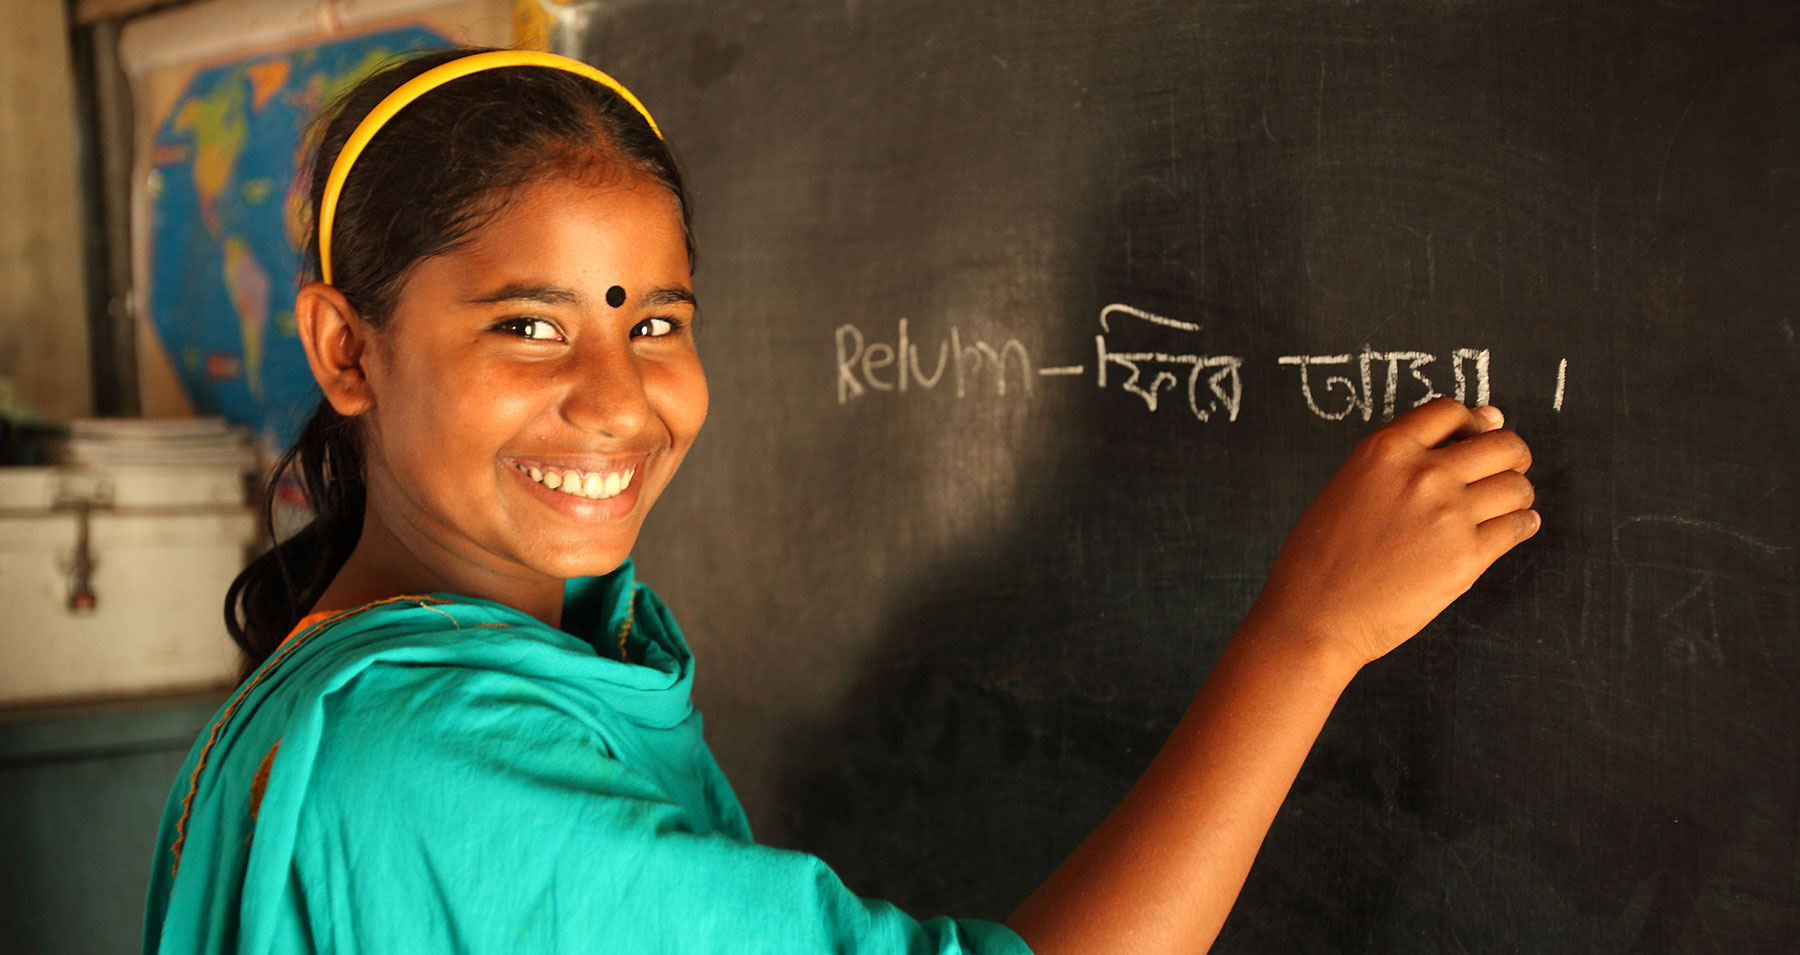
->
[225,47,694,674]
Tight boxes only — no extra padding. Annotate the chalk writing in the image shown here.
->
[1092,303,1243,422]
[835,304,1567,422]
[836,319,1032,404]
[1276,347,1489,422]
[1099,302,1202,334]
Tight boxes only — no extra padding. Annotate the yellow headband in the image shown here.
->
[317,50,663,285]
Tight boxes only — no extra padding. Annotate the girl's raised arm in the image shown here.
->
[1007,397,1539,954]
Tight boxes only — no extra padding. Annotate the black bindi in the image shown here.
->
[605,285,627,308]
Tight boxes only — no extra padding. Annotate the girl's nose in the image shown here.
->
[560,343,652,438]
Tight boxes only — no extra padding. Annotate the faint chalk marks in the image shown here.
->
[1615,514,1789,556]
[874,665,1032,768]
[1653,100,1695,215]
[689,29,743,89]
[1611,514,1793,671]
[1314,58,1326,155]
[1400,224,1436,300]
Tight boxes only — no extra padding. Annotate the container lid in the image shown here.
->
[53,417,257,470]
[0,465,250,510]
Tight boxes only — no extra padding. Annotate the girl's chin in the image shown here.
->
[515,536,637,581]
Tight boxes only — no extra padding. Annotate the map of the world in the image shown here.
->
[147,26,449,448]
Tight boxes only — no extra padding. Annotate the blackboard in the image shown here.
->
[577,2,1799,950]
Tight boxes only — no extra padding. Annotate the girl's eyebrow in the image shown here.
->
[637,286,698,309]
[463,283,697,309]
[465,283,583,306]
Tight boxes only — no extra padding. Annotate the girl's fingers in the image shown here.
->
[1476,507,1543,558]
[1465,469,1536,525]
[1450,404,1506,441]
[1389,396,1496,449]
[1438,426,1533,482]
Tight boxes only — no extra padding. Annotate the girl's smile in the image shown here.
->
[503,453,649,518]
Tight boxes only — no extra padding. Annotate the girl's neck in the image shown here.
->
[311,509,565,628]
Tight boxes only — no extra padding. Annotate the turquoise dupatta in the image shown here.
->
[141,561,1027,954]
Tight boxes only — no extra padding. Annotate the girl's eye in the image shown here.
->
[631,317,683,338]
[494,317,563,342]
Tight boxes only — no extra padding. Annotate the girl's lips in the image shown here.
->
[504,453,650,476]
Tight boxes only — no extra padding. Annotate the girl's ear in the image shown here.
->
[295,281,376,417]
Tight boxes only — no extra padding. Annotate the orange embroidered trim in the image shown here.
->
[614,585,638,663]
[248,739,281,821]
[283,609,338,647]
[168,594,446,877]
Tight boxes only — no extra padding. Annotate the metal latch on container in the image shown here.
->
[53,478,115,614]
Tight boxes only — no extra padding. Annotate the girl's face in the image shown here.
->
[356,172,705,587]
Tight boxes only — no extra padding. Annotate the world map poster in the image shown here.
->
[146,26,451,448]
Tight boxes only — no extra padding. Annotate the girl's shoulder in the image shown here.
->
[175,566,695,849]
[153,571,699,883]
[272,570,696,730]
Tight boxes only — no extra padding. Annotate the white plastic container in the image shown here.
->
[0,465,257,706]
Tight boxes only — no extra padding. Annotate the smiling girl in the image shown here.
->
[142,48,1538,954]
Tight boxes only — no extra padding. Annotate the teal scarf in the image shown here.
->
[141,561,1026,953]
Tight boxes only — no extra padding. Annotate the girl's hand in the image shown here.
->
[1248,397,1539,672]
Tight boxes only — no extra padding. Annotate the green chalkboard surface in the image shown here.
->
[579,2,1798,950]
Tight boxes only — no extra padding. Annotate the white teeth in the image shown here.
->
[515,462,639,501]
